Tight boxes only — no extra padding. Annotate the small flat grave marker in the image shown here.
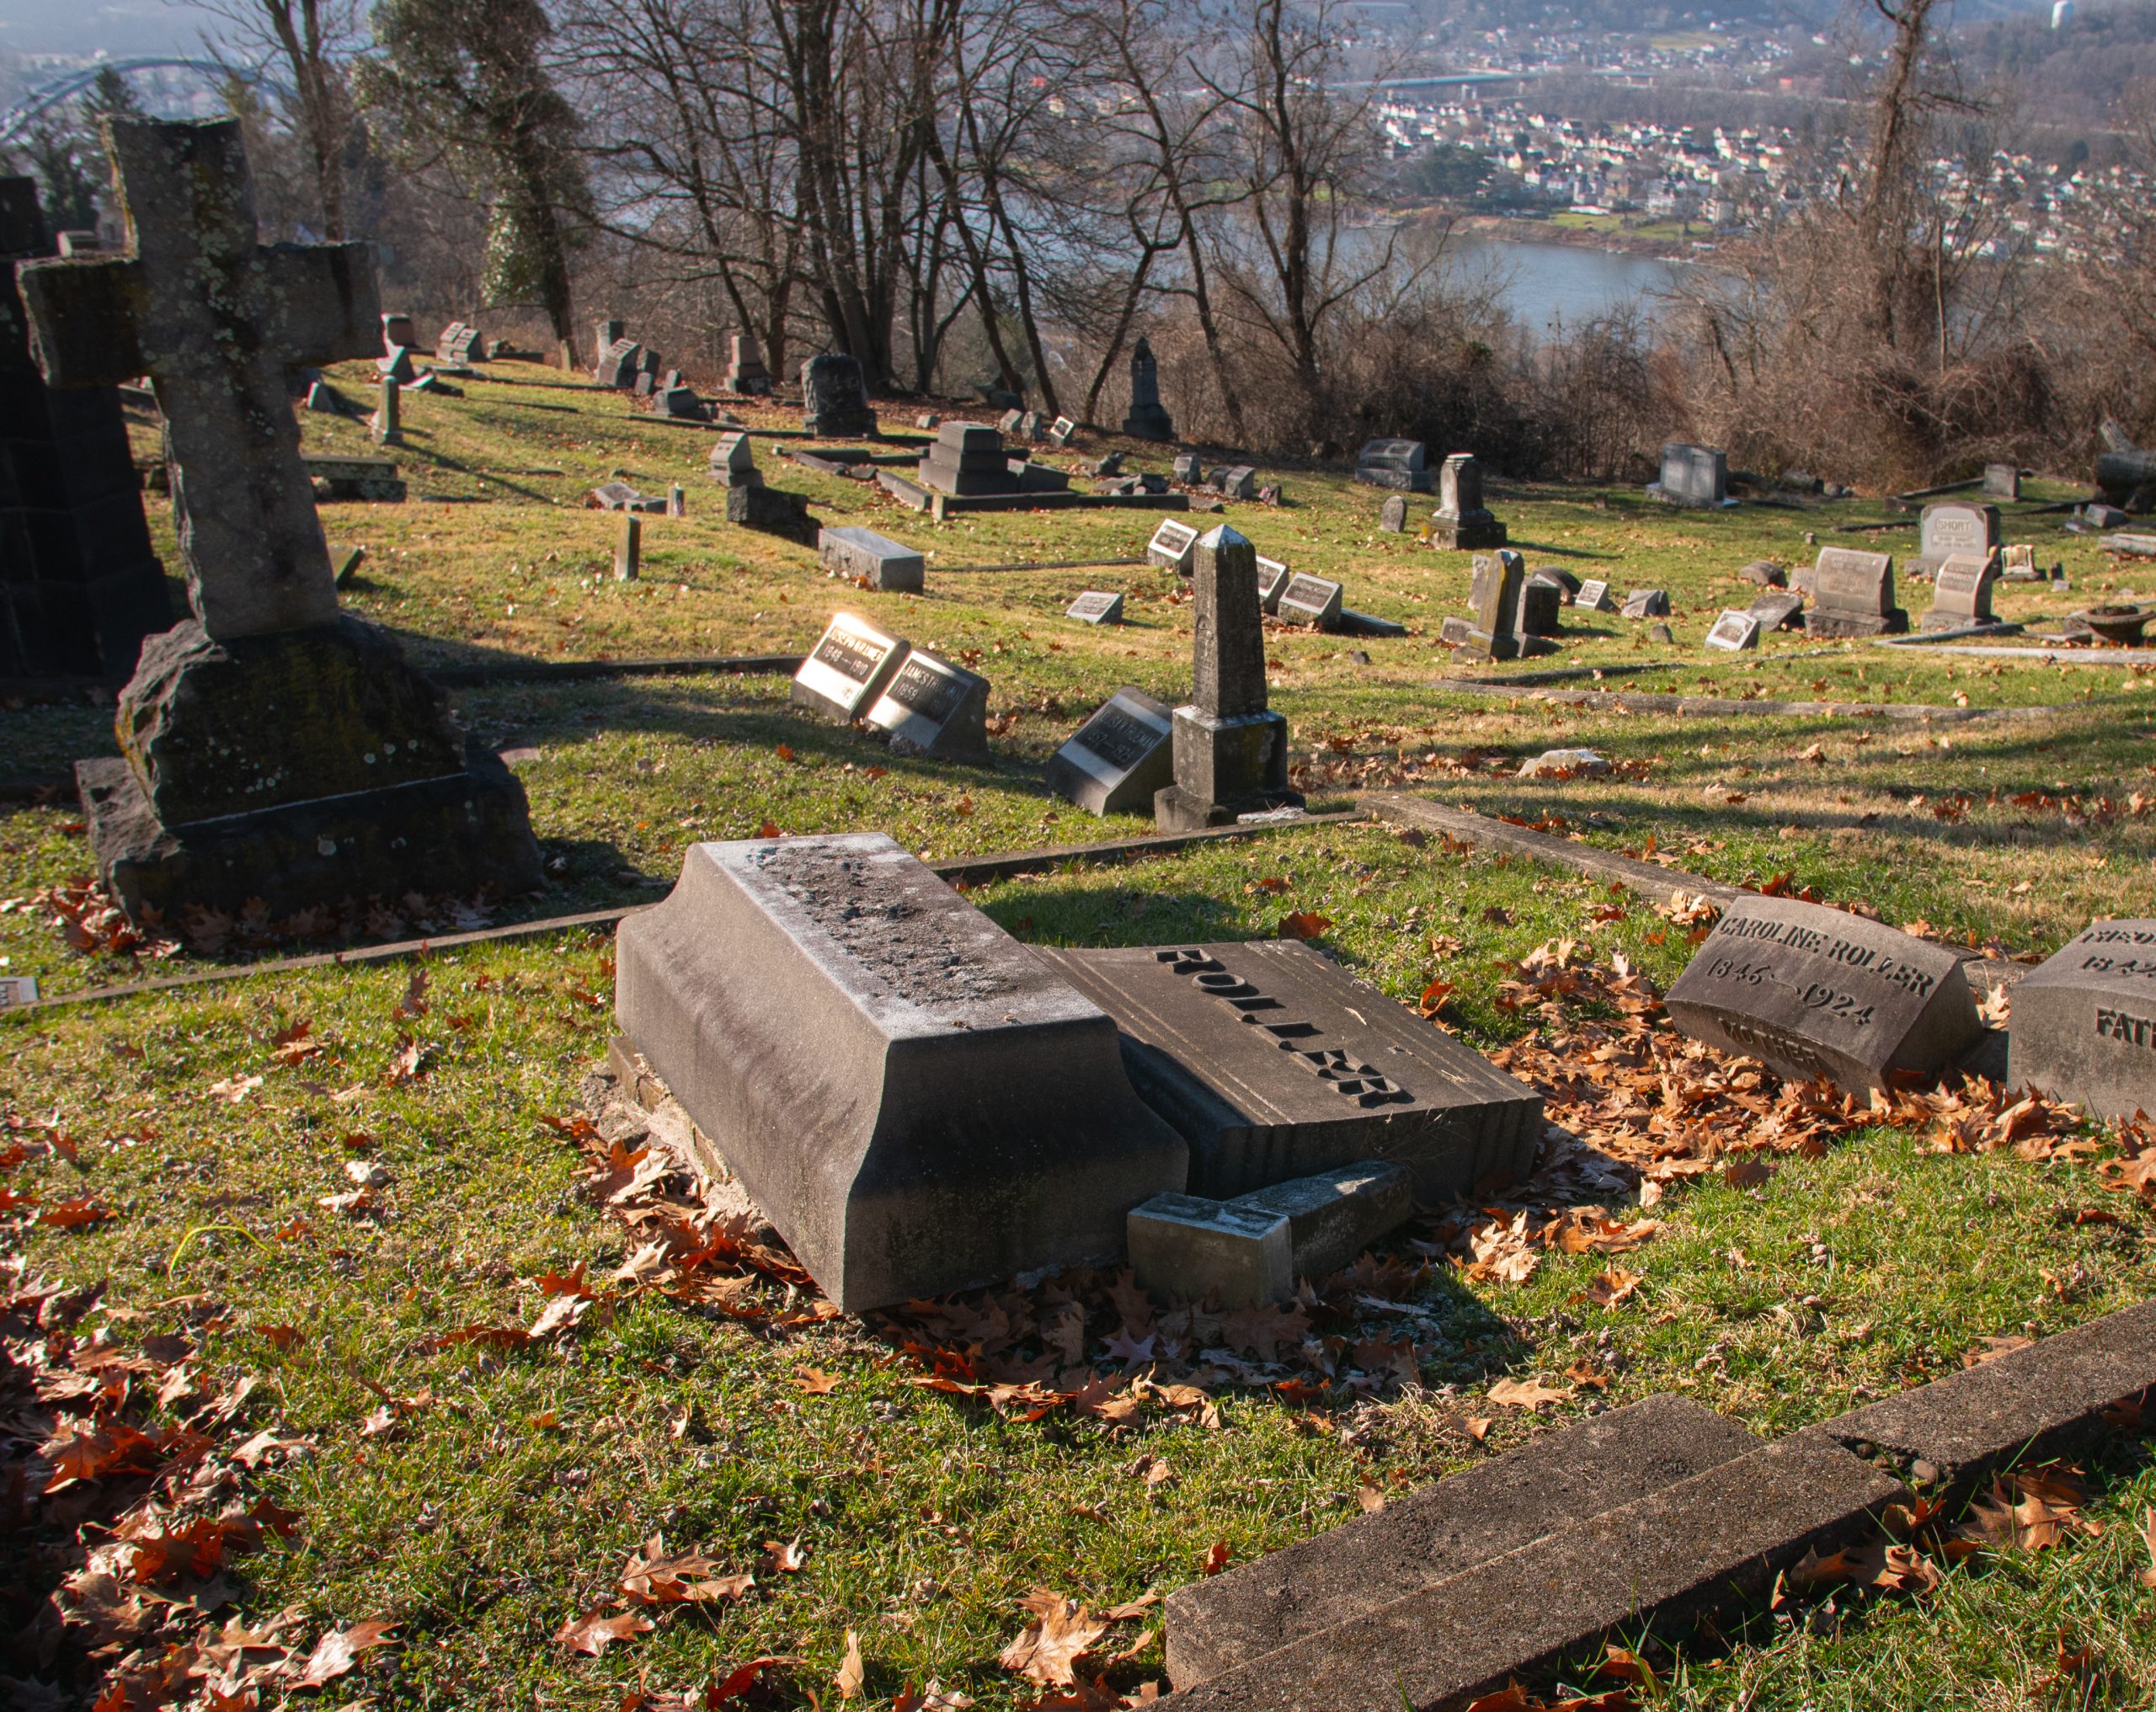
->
[1576,579,1614,612]
[1748,589,1806,631]
[1278,573,1342,629]
[2009,919,2156,1121]
[1048,414,1077,446]
[1148,517,1200,574]
[1067,589,1124,625]
[1045,686,1175,816]
[791,611,910,723]
[1704,609,1761,651]
[1622,588,1669,620]
[819,525,925,593]
[1035,939,1543,1201]
[866,647,990,762]
[0,974,38,1008]
[1256,556,1292,612]
[1664,895,1981,1095]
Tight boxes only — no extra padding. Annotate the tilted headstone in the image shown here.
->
[1652,442,1729,507]
[1256,556,1292,613]
[1916,501,2000,573]
[656,384,705,419]
[632,369,657,399]
[435,321,481,365]
[1623,588,1670,619]
[1354,439,1431,493]
[1047,686,1175,816]
[998,407,1025,435]
[1048,415,1077,447]
[1213,465,1257,501]
[593,317,624,364]
[1748,589,1806,632]
[381,311,414,351]
[1037,941,1541,1202]
[802,354,877,437]
[723,329,771,395]
[19,118,539,922]
[1803,547,1907,637]
[0,174,169,684]
[917,420,1016,497]
[1739,560,1786,587]
[1278,573,1342,630]
[1066,589,1125,626]
[1575,579,1614,613]
[1984,463,2020,501]
[1155,525,1300,829]
[595,337,642,389]
[1147,517,1200,575]
[819,524,924,593]
[1704,609,1761,651]
[1664,896,1981,1096]
[1919,552,1999,632]
[1122,335,1175,441]
[1379,493,1408,533]
[1517,575,1563,637]
[866,647,990,762]
[790,611,909,723]
[709,432,760,486]
[1173,452,1203,484]
[1454,550,1524,661]
[612,833,1187,1310]
[306,377,346,413]
[1429,453,1505,549]
[2009,920,2156,1121]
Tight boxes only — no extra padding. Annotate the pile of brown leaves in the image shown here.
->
[27,880,502,959]
[0,1256,396,1709]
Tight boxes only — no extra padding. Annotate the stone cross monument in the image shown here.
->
[17,117,540,924]
[1154,525,1302,830]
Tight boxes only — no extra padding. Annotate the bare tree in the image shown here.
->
[200,0,365,239]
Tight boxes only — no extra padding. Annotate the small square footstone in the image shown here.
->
[613,834,1188,1310]
[790,611,910,723]
[1277,572,1342,629]
[865,647,990,763]
[2007,920,2156,1120]
[1704,609,1761,651]
[818,525,925,593]
[1575,579,1614,612]
[1818,1298,2156,1487]
[1046,686,1175,815]
[1033,940,1542,1200]
[1623,588,1669,619]
[1165,1395,1762,1687]
[1148,517,1200,573]
[1232,1160,1412,1279]
[1067,589,1125,625]
[1127,1194,1291,1309]
[1162,1432,1905,1707]
[1664,896,1982,1095]
[1804,547,1908,638]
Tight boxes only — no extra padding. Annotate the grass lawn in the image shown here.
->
[4,359,2154,1709]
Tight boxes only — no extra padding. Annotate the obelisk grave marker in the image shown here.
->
[17,117,540,922]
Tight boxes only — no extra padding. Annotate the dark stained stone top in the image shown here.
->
[1190,525,1268,718]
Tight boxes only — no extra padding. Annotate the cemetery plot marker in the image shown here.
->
[1066,590,1125,625]
[1148,518,1200,574]
[1037,941,1542,1202]
[1803,547,1908,637]
[2008,920,2156,1121]
[865,648,990,762]
[791,611,909,723]
[1919,552,2000,632]
[612,833,1188,1309]
[819,525,925,593]
[802,353,878,437]
[1664,896,1981,1096]
[1575,579,1614,613]
[1704,609,1761,651]
[1354,439,1431,493]
[1257,556,1292,612]
[1429,453,1506,549]
[19,116,539,921]
[1277,572,1342,630]
[1046,686,1175,816]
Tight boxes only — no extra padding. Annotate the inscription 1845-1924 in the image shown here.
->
[1664,896,1982,1095]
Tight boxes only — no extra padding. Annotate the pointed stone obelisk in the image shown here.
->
[1154,525,1303,830]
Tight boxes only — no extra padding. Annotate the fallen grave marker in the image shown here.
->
[790,611,909,723]
[1046,686,1175,816]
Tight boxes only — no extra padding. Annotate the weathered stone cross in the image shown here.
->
[16,116,378,640]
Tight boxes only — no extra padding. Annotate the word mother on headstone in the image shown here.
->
[1047,686,1174,816]
[614,834,1188,1309]
[1664,895,1982,1095]
[2009,920,2156,1122]
[18,116,539,922]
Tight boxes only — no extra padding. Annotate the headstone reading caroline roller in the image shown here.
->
[614,834,1188,1309]
[17,118,540,922]
[2008,920,2156,1121]
[1154,525,1302,830]
[1664,896,1981,1096]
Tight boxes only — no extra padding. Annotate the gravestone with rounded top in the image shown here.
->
[1803,547,1907,637]
[1665,896,1981,1095]
[1379,493,1408,533]
[19,117,540,923]
[613,833,1188,1309]
[1918,501,2000,569]
[2009,920,2156,1120]
[1919,552,2000,632]
[1047,685,1175,815]
[1155,525,1301,829]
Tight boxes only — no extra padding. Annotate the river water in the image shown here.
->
[1441,232,1687,332]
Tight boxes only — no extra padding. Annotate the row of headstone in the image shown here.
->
[1146,520,1356,632]
[790,611,988,761]
[0,175,172,684]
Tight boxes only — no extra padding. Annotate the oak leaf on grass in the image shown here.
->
[999,1589,1108,1687]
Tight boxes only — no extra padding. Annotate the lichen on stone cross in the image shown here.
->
[14,117,379,641]
[1188,524,1268,719]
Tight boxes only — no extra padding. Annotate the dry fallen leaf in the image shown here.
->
[998,1589,1108,1687]
[836,1629,866,1701]
[554,1607,654,1656]
[792,1368,841,1395]
[295,1619,398,1686]
[1487,1376,1572,1411]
